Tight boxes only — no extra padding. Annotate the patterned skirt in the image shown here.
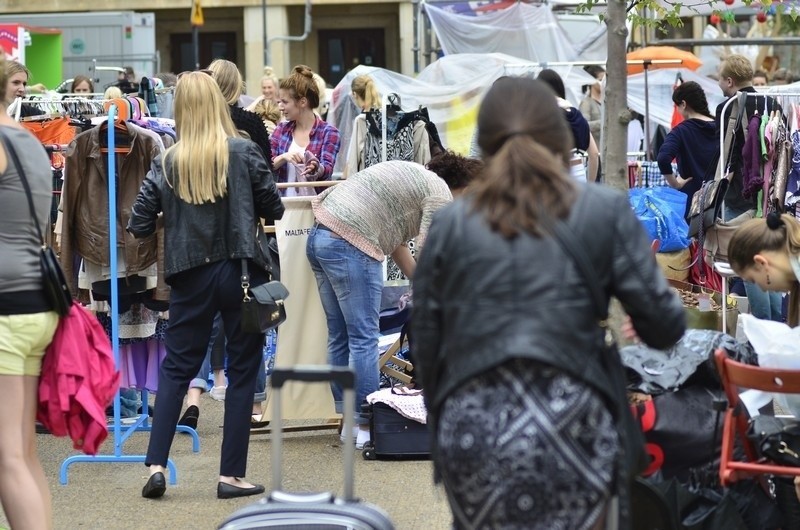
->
[436,358,619,530]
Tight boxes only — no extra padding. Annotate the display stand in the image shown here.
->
[59,104,198,485]
[256,181,340,433]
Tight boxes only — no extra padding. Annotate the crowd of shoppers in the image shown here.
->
[12,38,800,528]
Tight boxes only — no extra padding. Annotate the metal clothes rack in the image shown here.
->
[59,105,198,485]
[714,91,800,333]
[12,97,108,121]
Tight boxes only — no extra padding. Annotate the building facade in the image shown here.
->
[2,0,423,96]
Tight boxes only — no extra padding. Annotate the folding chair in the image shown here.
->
[378,325,413,386]
[714,348,800,486]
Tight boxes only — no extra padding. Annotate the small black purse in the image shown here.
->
[240,258,289,334]
[0,130,72,316]
[747,415,800,467]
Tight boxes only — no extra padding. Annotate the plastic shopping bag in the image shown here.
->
[740,314,800,416]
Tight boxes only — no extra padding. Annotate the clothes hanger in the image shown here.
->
[386,93,402,118]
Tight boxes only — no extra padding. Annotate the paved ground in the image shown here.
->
[5,395,452,529]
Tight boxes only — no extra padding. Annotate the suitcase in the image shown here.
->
[217,366,395,530]
[362,402,431,460]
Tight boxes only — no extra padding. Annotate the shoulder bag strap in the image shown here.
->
[539,195,607,321]
[546,220,607,321]
[241,258,251,300]
[0,129,46,245]
[717,91,750,181]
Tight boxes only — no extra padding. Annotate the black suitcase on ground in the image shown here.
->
[218,366,395,530]
[362,402,431,460]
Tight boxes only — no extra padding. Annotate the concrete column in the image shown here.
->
[242,5,289,99]
[398,2,415,76]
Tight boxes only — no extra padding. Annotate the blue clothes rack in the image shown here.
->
[59,104,199,485]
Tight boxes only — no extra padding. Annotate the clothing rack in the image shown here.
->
[13,97,108,121]
[59,105,198,485]
[714,91,800,333]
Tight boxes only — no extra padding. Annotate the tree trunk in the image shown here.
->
[604,0,631,192]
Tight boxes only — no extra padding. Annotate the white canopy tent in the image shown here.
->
[423,1,607,63]
[328,53,597,173]
[627,67,726,130]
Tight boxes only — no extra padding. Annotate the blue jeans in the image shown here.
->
[724,205,783,321]
[190,312,267,403]
[306,225,383,425]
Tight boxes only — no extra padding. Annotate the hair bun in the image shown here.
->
[766,212,784,230]
[293,65,314,79]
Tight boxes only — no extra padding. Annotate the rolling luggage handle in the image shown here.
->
[271,366,357,500]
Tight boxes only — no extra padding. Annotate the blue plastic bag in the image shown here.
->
[629,187,690,252]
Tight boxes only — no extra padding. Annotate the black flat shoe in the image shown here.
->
[250,414,269,429]
[217,481,265,499]
[142,472,166,499]
[178,405,199,430]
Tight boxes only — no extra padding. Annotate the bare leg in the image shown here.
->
[0,374,49,530]
[185,387,202,408]
[213,368,227,388]
[23,376,51,530]
[219,475,259,488]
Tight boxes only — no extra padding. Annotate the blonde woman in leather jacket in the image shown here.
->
[128,72,283,501]
[412,77,685,530]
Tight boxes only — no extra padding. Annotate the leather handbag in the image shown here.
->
[703,209,756,266]
[747,415,800,467]
[240,258,289,334]
[687,91,748,238]
[0,130,72,316]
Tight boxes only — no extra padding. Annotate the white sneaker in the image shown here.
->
[339,425,358,443]
[355,427,371,450]
[209,386,227,401]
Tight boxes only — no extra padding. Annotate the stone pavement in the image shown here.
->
[6,395,452,529]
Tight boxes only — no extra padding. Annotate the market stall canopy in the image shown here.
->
[627,68,726,130]
[423,1,607,62]
[627,46,703,75]
[327,53,597,173]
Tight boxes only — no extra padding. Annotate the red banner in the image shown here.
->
[0,24,20,62]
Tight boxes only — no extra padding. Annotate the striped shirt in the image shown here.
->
[312,161,453,260]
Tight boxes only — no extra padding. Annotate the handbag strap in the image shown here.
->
[241,258,252,301]
[539,200,607,322]
[716,91,749,182]
[0,129,46,245]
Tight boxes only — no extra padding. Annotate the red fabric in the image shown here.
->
[671,105,684,129]
[37,305,120,455]
[688,240,723,292]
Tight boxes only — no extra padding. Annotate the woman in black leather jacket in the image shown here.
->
[128,72,284,500]
[412,78,686,530]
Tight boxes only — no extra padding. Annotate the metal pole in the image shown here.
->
[654,37,800,47]
[262,0,268,67]
[643,62,651,161]
[192,25,200,70]
[412,0,420,74]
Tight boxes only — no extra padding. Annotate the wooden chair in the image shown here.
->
[714,348,800,486]
[378,332,413,385]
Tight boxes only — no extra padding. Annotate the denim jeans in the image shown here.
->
[306,225,383,425]
[724,205,783,321]
[189,312,267,403]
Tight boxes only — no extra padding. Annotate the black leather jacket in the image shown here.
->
[412,185,685,482]
[127,138,284,280]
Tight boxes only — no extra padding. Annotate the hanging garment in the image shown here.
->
[37,304,120,455]
[366,111,416,167]
[61,122,161,295]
